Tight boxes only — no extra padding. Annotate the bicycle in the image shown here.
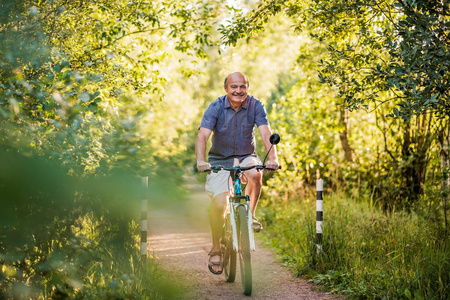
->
[204,133,280,296]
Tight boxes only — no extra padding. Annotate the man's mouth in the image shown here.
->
[232,93,245,97]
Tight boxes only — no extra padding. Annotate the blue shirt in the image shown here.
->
[199,95,269,167]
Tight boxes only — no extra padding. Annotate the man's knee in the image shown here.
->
[246,170,262,185]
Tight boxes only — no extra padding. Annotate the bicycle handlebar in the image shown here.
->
[203,164,281,173]
[195,133,281,174]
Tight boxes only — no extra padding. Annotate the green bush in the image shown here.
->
[260,192,450,299]
[0,150,180,299]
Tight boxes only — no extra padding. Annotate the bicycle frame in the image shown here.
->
[199,133,280,296]
[228,171,256,253]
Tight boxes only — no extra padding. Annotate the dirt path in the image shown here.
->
[147,181,342,300]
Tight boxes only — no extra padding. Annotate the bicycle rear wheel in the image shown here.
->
[221,214,236,282]
[237,205,252,295]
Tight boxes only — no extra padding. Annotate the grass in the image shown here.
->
[259,191,450,300]
[0,216,181,300]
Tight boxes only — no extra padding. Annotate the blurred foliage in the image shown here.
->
[0,150,179,299]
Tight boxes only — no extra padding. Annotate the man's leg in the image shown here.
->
[205,169,231,274]
[244,168,263,214]
[209,192,227,273]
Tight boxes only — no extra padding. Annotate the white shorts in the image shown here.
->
[205,156,262,199]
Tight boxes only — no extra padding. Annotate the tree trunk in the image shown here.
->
[339,108,353,162]
[439,119,450,236]
[401,121,415,206]
[401,116,430,209]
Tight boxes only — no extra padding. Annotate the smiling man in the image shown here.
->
[195,71,279,275]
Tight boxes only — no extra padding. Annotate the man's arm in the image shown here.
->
[258,125,279,170]
[196,127,212,172]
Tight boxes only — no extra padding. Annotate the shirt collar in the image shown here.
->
[224,95,249,110]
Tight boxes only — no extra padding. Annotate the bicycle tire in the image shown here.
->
[237,205,252,295]
[221,214,236,282]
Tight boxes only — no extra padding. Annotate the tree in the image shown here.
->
[0,0,223,173]
[220,0,450,118]
[0,0,225,297]
[218,0,450,207]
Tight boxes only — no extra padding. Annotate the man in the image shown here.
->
[195,71,279,275]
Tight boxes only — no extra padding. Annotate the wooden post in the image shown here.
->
[316,175,323,254]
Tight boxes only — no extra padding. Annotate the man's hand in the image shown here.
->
[265,159,279,172]
[197,161,212,173]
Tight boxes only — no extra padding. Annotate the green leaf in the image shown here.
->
[393,107,400,117]
[404,289,412,300]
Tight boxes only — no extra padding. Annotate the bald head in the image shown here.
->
[224,72,249,88]
[223,72,249,109]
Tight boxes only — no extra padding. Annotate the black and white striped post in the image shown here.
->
[316,178,323,254]
[141,176,148,261]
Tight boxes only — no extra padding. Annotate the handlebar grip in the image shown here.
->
[194,166,213,173]
[194,164,222,173]
[265,165,282,171]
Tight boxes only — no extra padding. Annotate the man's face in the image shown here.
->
[224,73,248,105]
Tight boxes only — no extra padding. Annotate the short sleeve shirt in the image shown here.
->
[199,95,269,167]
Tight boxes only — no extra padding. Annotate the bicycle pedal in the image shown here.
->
[252,218,263,232]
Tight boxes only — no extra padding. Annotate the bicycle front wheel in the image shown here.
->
[222,214,236,282]
[237,205,252,296]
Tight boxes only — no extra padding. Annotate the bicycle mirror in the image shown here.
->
[269,133,280,145]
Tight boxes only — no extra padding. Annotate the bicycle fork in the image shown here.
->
[230,176,256,252]
[229,201,239,251]
[229,199,256,253]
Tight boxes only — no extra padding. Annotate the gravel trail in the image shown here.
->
[147,182,343,300]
